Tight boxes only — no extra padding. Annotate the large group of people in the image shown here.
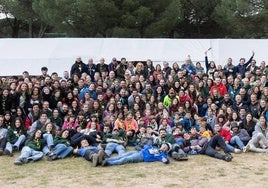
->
[1,50,268,167]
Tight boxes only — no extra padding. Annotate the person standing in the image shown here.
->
[70,56,87,77]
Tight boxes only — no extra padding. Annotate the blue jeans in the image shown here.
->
[5,135,26,153]
[229,136,245,150]
[174,138,185,147]
[53,144,73,159]
[105,151,143,166]
[17,146,43,161]
[105,142,125,156]
[42,133,54,155]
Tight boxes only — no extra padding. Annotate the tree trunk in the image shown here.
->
[28,19,32,38]
[11,18,20,38]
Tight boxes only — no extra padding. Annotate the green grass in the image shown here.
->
[1,152,268,188]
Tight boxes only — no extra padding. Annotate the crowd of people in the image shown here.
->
[1,50,268,167]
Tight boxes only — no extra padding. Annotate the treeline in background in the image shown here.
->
[0,0,267,38]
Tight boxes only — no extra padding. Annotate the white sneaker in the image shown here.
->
[242,144,250,153]
[234,148,242,153]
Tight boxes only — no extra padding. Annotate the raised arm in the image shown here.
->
[244,51,255,67]
[204,51,209,73]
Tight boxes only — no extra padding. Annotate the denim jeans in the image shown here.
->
[53,144,73,159]
[174,138,184,147]
[105,151,143,166]
[204,135,230,160]
[105,142,125,156]
[5,135,26,153]
[17,146,43,161]
[229,135,245,150]
[42,133,54,155]
[43,133,54,147]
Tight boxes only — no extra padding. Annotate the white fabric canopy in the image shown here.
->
[0,38,267,76]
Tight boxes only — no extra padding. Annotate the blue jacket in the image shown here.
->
[141,145,169,164]
[181,116,199,132]
[78,87,97,101]
[234,55,254,76]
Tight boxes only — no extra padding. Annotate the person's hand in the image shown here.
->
[195,145,201,150]
[252,50,255,56]
[162,157,168,163]
[96,138,102,143]
[98,143,104,150]
[73,146,79,154]
[205,51,208,56]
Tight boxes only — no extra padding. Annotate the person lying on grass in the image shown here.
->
[14,130,45,165]
[73,139,107,167]
[101,143,171,167]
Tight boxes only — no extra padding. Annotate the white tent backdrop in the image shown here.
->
[0,38,267,76]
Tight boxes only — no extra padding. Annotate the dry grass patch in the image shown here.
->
[1,152,268,188]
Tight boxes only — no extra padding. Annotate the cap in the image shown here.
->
[163,142,172,153]
[230,122,239,129]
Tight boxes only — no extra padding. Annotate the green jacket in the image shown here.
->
[54,136,71,146]
[50,117,63,129]
[6,126,26,144]
[163,95,179,107]
[103,131,126,143]
[155,134,175,146]
[26,138,46,151]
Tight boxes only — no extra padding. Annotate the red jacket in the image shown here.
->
[219,128,232,142]
[210,83,227,96]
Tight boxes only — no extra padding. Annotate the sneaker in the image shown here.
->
[101,159,107,167]
[172,152,188,161]
[13,146,19,151]
[98,150,105,164]
[47,154,58,161]
[46,152,54,157]
[188,150,197,155]
[92,154,99,167]
[242,144,250,153]
[4,149,13,157]
[224,154,232,162]
[234,148,242,154]
[224,152,233,158]
[22,158,29,164]
[14,158,23,165]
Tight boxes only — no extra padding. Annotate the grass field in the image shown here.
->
[1,151,268,188]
